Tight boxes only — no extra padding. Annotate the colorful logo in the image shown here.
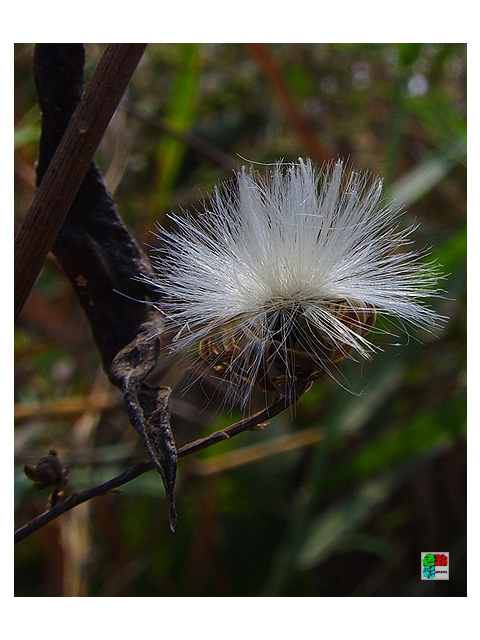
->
[421,552,449,580]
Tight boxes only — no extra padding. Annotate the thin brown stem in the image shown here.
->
[189,426,324,477]
[14,394,120,421]
[14,391,303,544]
[126,100,238,173]
[245,43,332,165]
[14,44,147,319]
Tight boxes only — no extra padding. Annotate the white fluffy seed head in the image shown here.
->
[142,158,443,407]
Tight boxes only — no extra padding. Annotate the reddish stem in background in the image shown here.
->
[245,43,332,165]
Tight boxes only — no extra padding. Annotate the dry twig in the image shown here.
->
[14,44,147,319]
[14,391,304,543]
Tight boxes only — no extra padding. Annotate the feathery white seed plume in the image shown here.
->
[142,158,443,406]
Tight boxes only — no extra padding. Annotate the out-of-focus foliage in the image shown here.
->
[14,43,466,596]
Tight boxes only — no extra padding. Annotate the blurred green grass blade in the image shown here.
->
[383,78,406,189]
[322,340,411,437]
[382,42,422,188]
[296,446,451,570]
[328,395,465,492]
[396,43,422,68]
[387,148,459,207]
[14,122,41,150]
[296,471,398,570]
[345,532,397,561]
[406,92,467,151]
[261,347,410,595]
[431,223,466,273]
[284,61,315,99]
[14,105,41,150]
[149,43,203,220]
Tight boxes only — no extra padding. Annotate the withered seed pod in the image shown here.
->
[199,299,377,396]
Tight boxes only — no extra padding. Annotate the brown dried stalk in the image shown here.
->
[14,44,147,319]
[14,391,304,544]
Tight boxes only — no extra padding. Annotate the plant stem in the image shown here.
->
[14,44,147,319]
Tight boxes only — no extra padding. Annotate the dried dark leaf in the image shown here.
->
[32,44,179,525]
[110,329,178,530]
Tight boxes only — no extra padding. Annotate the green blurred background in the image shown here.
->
[14,43,466,597]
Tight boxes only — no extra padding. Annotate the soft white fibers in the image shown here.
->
[142,159,443,406]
